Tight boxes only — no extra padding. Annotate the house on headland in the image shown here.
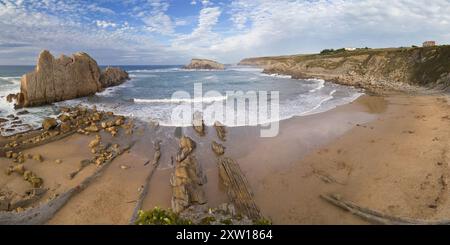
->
[344,47,356,51]
[423,41,436,47]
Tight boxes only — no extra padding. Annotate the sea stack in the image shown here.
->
[183,58,225,70]
[9,50,129,107]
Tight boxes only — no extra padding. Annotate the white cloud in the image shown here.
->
[3,0,450,65]
[95,20,117,28]
[202,0,450,63]
[172,7,222,53]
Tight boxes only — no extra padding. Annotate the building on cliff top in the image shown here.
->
[423,41,436,47]
[344,47,356,51]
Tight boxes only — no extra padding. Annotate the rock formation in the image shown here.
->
[239,46,450,93]
[99,67,129,88]
[171,136,207,213]
[8,50,129,107]
[184,58,225,70]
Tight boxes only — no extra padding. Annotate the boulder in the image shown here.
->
[183,59,225,70]
[42,118,57,131]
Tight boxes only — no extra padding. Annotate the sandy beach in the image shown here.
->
[1,91,448,224]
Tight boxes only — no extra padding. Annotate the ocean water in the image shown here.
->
[0,65,363,135]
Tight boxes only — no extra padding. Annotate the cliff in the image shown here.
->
[184,58,225,70]
[239,46,450,93]
[10,50,129,107]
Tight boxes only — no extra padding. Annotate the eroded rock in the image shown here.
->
[214,121,227,141]
[211,141,225,156]
[42,118,57,131]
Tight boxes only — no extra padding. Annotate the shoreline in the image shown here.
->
[0,85,449,224]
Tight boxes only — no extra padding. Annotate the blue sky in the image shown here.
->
[1,0,450,65]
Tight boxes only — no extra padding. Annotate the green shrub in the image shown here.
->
[135,207,192,225]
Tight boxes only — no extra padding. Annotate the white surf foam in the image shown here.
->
[308,79,326,92]
[260,73,292,79]
[134,95,227,104]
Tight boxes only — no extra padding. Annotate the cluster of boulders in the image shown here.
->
[171,136,207,213]
[5,163,43,188]
[7,50,130,108]
[5,151,43,164]
[1,106,132,153]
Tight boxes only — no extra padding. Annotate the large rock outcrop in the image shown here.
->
[183,58,225,70]
[99,67,129,88]
[10,50,129,107]
[239,46,450,93]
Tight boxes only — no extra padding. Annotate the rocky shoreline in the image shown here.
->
[0,105,269,225]
[239,46,450,94]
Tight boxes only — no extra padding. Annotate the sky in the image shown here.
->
[1,0,450,65]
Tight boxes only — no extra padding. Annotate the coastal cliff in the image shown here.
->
[184,58,225,70]
[10,50,129,107]
[239,46,450,93]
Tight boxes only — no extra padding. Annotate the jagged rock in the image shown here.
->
[9,50,129,107]
[172,136,207,213]
[211,141,225,155]
[214,121,227,141]
[172,155,207,213]
[99,67,130,88]
[183,58,225,70]
[192,111,205,136]
[42,118,57,131]
[176,136,196,162]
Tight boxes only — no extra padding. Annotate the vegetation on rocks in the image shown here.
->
[239,45,450,93]
[135,207,192,225]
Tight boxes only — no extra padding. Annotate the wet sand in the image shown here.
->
[1,93,449,224]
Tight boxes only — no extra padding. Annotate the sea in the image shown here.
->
[0,65,363,136]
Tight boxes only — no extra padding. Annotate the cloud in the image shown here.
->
[2,0,450,65]
[95,20,117,28]
[205,0,450,62]
[172,7,222,52]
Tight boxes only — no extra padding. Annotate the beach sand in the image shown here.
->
[1,93,449,224]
